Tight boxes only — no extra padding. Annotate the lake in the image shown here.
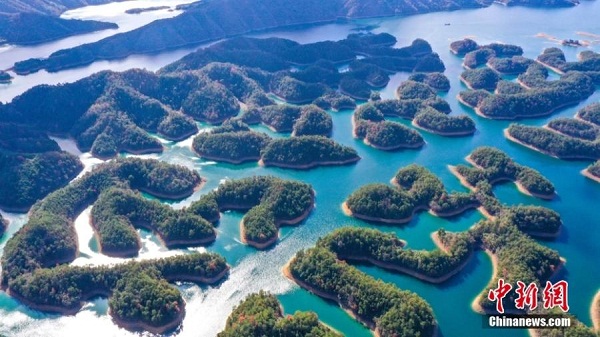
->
[0,1,599,336]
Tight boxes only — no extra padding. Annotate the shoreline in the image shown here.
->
[514,181,555,200]
[137,178,205,200]
[339,232,472,284]
[192,149,261,164]
[363,136,424,151]
[282,260,378,332]
[459,75,496,91]
[504,128,598,160]
[429,202,480,218]
[412,120,476,137]
[259,156,360,169]
[339,88,370,101]
[241,192,315,249]
[471,250,500,314]
[342,201,428,224]
[162,265,230,285]
[582,168,600,183]
[282,259,439,337]
[535,59,566,75]
[475,100,580,120]
[457,155,556,200]
[110,302,185,335]
[447,165,477,190]
[592,290,600,332]
[456,94,477,109]
[8,288,112,315]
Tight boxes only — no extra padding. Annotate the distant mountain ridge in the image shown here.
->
[0,12,117,45]
[0,0,122,16]
[14,0,580,73]
[0,0,123,46]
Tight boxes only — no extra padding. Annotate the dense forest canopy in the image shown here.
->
[218,291,341,337]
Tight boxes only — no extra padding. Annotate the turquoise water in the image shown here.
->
[2,2,600,336]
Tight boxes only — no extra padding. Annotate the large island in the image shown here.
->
[0,158,229,333]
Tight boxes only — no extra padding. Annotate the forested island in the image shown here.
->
[261,136,360,169]
[413,107,476,136]
[91,187,215,257]
[453,42,600,120]
[218,291,341,337]
[408,72,451,91]
[0,158,230,333]
[242,104,332,136]
[460,68,501,91]
[537,47,600,74]
[285,240,437,337]
[125,6,170,14]
[317,227,472,283]
[0,71,12,83]
[0,151,83,212]
[352,80,474,147]
[344,164,481,223]
[582,161,600,183]
[192,120,271,164]
[450,146,557,199]
[9,253,229,333]
[458,63,596,119]
[286,204,565,335]
[506,123,600,160]
[353,103,425,150]
[187,176,314,248]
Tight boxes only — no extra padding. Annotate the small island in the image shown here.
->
[292,105,333,137]
[413,107,476,136]
[451,39,523,68]
[188,176,314,249]
[547,118,598,141]
[408,72,451,91]
[577,102,600,126]
[192,120,271,164]
[450,146,557,200]
[125,6,170,14]
[0,71,12,84]
[312,91,356,111]
[356,120,425,150]
[218,291,341,337]
[460,67,501,91]
[487,55,534,75]
[344,164,481,224]
[91,187,215,257]
[537,47,600,73]
[260,136,360,169]
[582,161,600,183]
[506,124,600,160]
